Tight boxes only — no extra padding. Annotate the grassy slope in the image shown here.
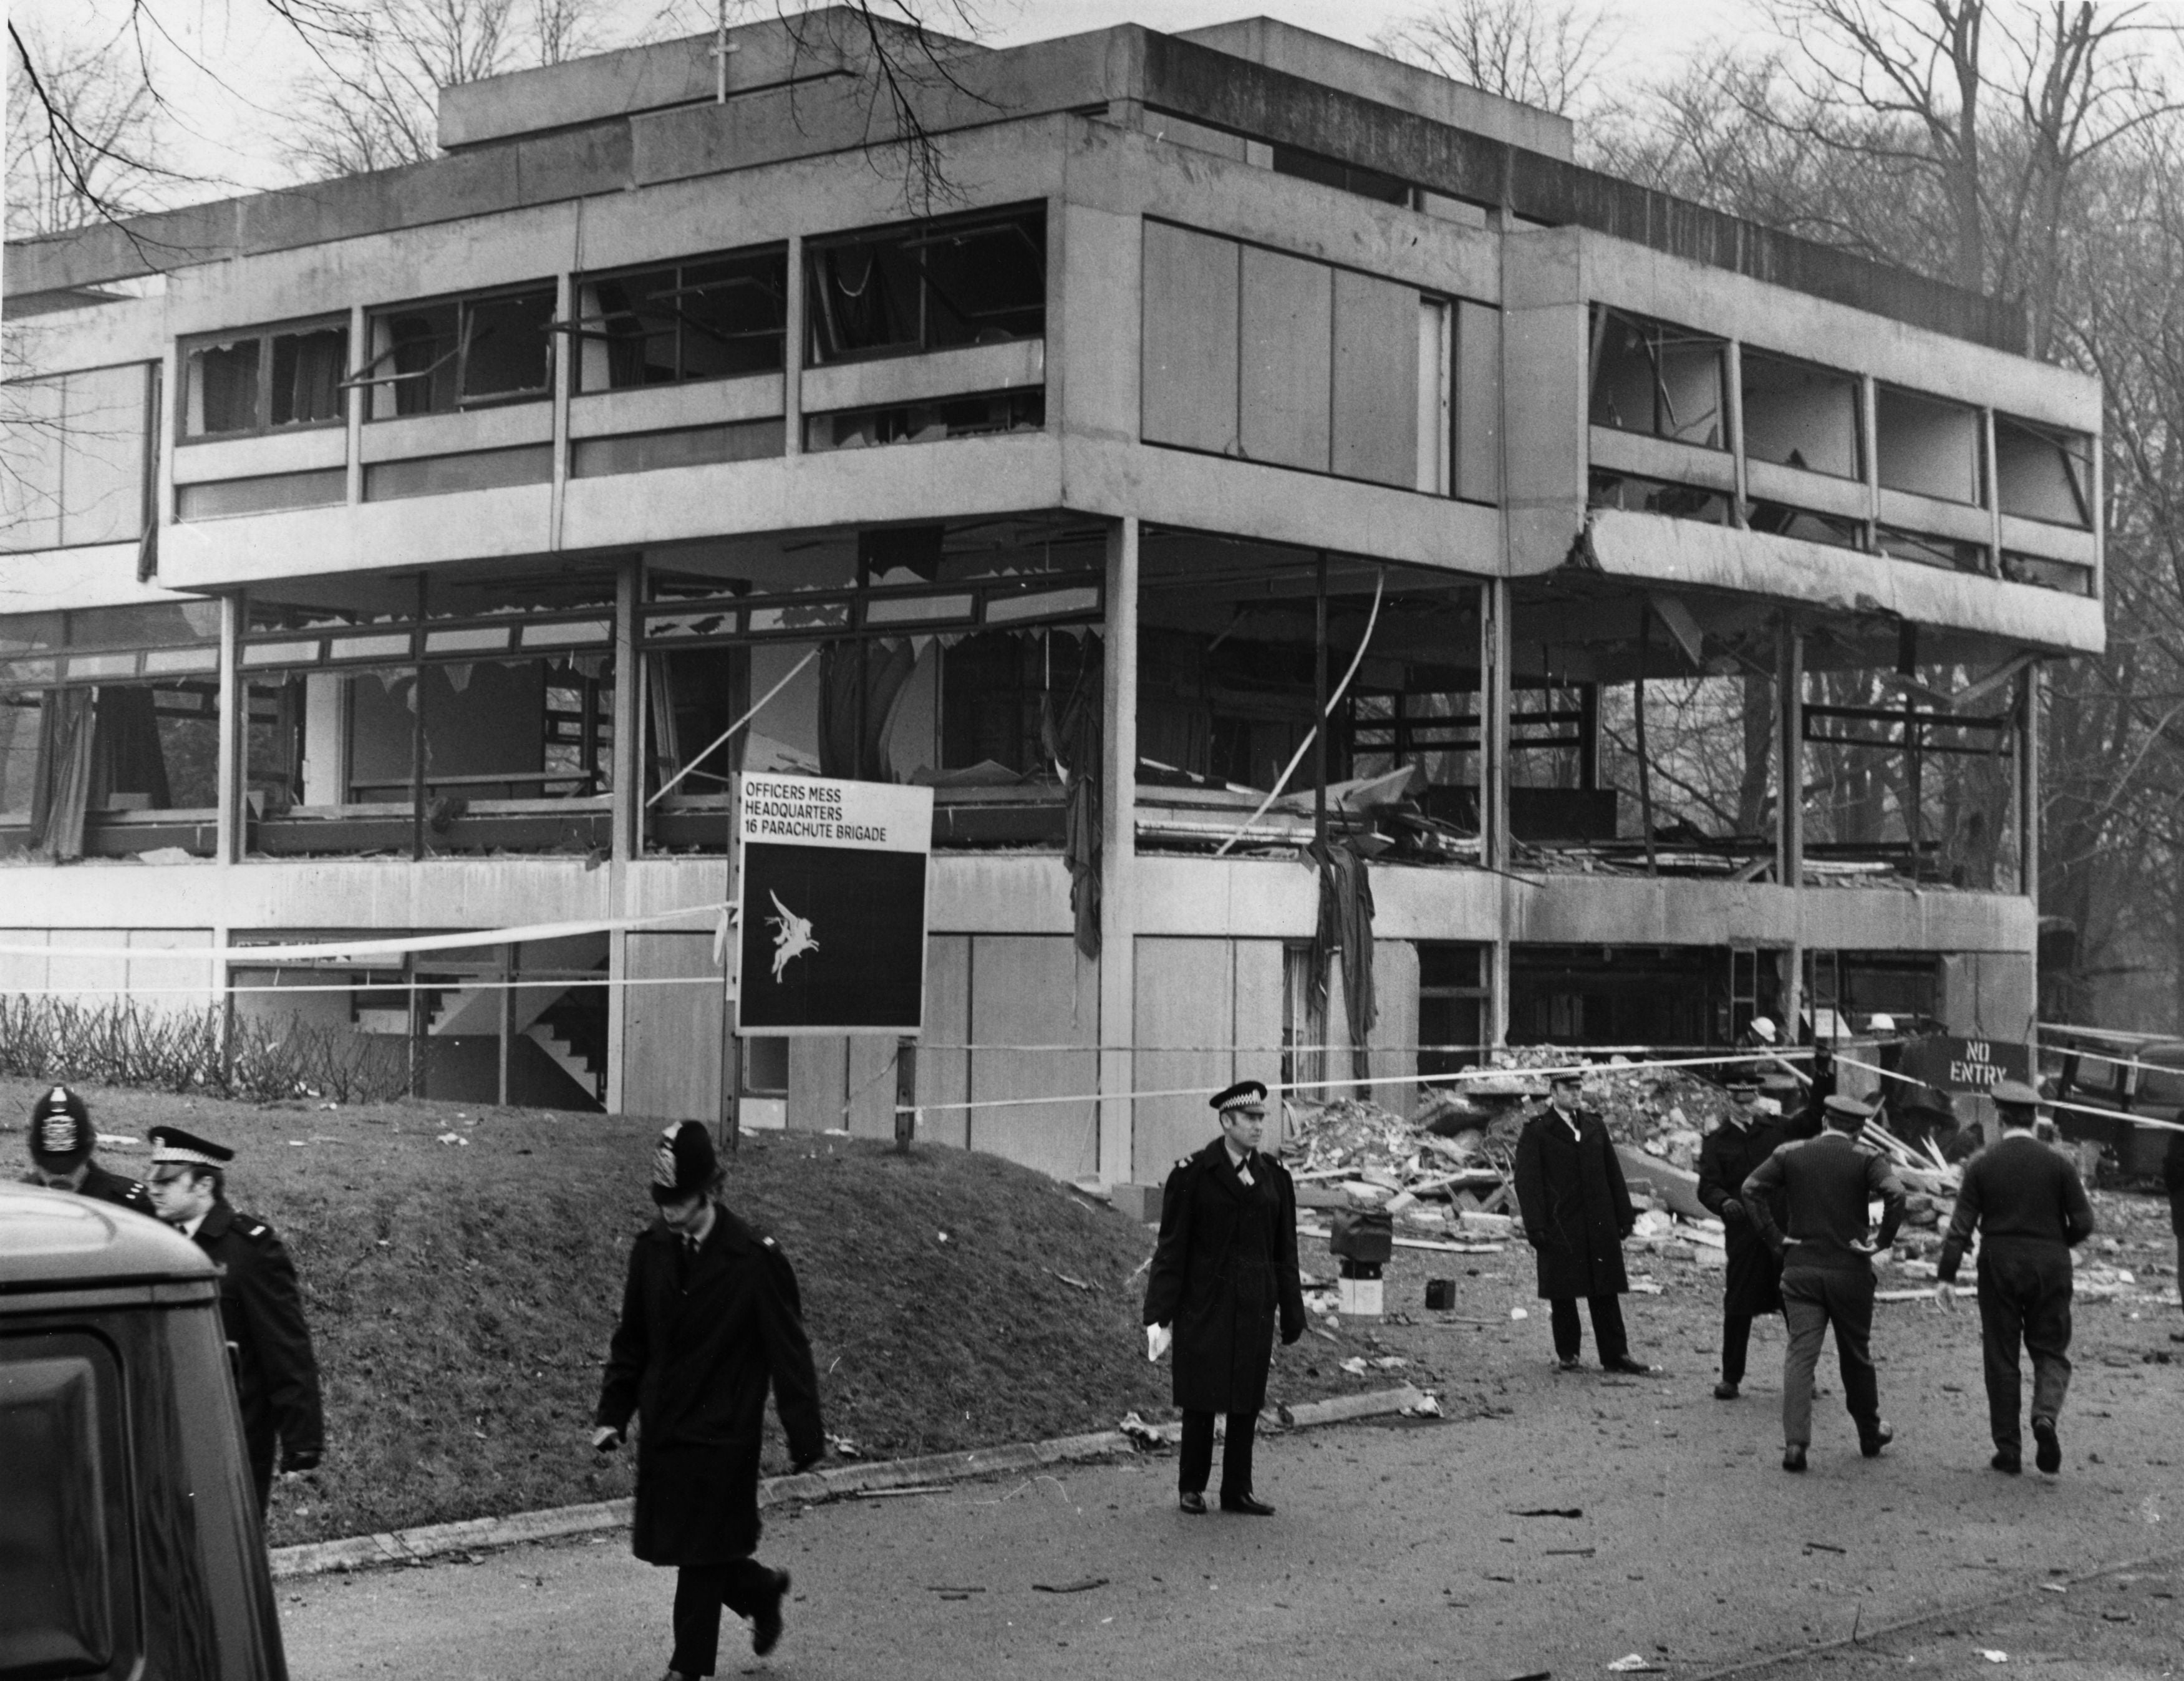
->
[1,1078,1248,1547]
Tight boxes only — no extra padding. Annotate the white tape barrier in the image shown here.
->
[1834,1053,2184,1136]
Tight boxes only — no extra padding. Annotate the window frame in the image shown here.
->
[176,312,351,443]
[360,281,559,420]
[804,201,1048,367]
[572,244,790,394]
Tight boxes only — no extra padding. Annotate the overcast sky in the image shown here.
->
[11,0,1761,206]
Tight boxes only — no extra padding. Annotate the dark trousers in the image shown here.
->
[670,1557,781,1677]
[1780,1266,1878,1446]
[246,1427,276,1518]
[1549,1294,1628,1364]
[1178,1409,1259,1500]
[1976,1242,2074,1455]
[1721,1309,1760,1387]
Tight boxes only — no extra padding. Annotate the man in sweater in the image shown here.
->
[1935,1079,2096,1476]
[1741,1094,1906,1472]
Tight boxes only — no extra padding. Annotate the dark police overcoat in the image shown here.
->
[1512,1106,1635,1300]
[19,1159,155,1217]
[187,1200,325,1489]
[596,1204,824,1567]
[1143,1139,1307,1415]
[1696,1115,1789,1317]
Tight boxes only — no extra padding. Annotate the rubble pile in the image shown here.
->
[1475,1047,1741,1169]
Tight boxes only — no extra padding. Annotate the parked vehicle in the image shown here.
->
[1,1183,288,1680]
[2041,1039,2184,1178]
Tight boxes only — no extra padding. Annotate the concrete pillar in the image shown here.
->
[345,303,366,506]
[1098,515,1139,1185]
[783,234,805,457]
[215,593,244,865]
[2021,662,2041,914]
[604,556,641,1114]
[1859,374,1881,550]
[549,270,573,550]
[1777,616,1804,890]
[1481,577,1512,1044]
[1981,408,2003,574]
[1724,337,1747,526]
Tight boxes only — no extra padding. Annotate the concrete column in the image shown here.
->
[1982,409,2003,574]
[155,342,180,530]
[1777,617,1804,889]
[1859,374,1881,549]
[783,234,805,458]
[1481,576,1512,1045]
[549,270,573,550]
[215,593,244,865]
[1098,515,1139,1186]
[345,303,366,506]
[2021,662,2041,913]
[1724,338,1747,526]
[604,556,642,1115]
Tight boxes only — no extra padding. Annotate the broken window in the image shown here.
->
[1510,944,1725,1046]
[1507,581,1781,876]
[1588,307,1725,447]
[239,569,616,858]
[1799,636,2021,890]
[181,320,346,437]
[1875,385,1981,505]
[803,389,1044,453]
[364,285,556,418]
[805,205,1045,365]
[0,601,224,860]
[639,522,1103,855]
[1994,415,2092,528]
[1137,533,1481,861]
[1418,943,1489,1075]
[574,246,788,391]
[1587,470,1732,525]
[1741,349,1860,478]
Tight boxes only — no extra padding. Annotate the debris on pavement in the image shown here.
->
[1033,1578,1109,1594]
[1607,1654,1666,1672]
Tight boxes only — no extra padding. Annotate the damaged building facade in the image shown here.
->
[0,13,2100,1184]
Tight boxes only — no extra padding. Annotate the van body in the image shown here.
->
[2045,1041,2184,1176]
[1,1183,288,1680]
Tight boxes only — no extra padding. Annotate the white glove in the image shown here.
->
[1146,1323,1172,1362]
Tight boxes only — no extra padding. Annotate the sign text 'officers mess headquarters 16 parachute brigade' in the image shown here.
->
[733,773,934,1036]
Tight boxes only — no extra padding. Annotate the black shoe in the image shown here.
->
[1860,1420,1895,1459]
[1713,1380,1740,1400]
[1603,1357,1660,1377]
[1220,1492,1276,1516]
[1555,1355,1585,1372]
[751,1567,790,1657]
[1782,1445,1807,1473]
[1177,1491,1207,1514]
[1991,1449,2022,1475]
[2033,1417,2061,1475]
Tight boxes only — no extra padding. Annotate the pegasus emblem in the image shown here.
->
[767,890,819,981]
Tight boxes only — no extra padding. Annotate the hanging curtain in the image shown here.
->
[1310,838,1376,1082]
[89,685,172,808]
[29,688,97,861]
[818,639,917,779]
[1043,641,1103,961]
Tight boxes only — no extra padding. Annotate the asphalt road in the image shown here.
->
[283,1225,2184,1681]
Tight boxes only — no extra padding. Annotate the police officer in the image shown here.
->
[1512,1068,1659,1376]
[1696,1068,1787,1400]
[145,1126,324,1513]
[2165,1124,2184,1345]
[1934,1079,2095,1475]
[593,1121,823,1676]
[1143,1080,1307,1516]
[1741,1095,1906,1471]
[20,1083,155,1215]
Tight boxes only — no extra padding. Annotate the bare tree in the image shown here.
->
[6,20,173,237]
[1375,0,1619,118]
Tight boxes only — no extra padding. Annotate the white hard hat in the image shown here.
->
[1748,1017,1777,1043]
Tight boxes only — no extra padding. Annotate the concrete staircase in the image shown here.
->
[524,1021,601,1102]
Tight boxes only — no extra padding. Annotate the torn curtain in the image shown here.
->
[1043,642,1103,961]
[1309,838,1376,1080]
[29,688,97,861]
[818,639,917,779]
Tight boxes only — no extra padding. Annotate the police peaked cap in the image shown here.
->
[1210,1080,1268,1113]
[1989,1078,2044,1111]
[29,1085,93,1169]
[1546,1067,1586,1087]
[1899,1083,1958,1118]
[1822,1094,1875,1124]
[148,1125,236,1168]
[1723,1068,1761,1093]
[650,1120,719,1202]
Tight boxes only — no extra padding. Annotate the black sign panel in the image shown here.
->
[736,842,927,1034]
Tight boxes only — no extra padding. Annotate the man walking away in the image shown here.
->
[1935,1080,2095,1475]
[2164,1122,2184,1345]
[1696,1068,1787,1400]
[1143,1080,1307,1516]
[1513,1069,1659,1377]
[593,1121,824,1677]
[1741,1095,1906,1471]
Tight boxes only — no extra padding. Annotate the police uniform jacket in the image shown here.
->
[596,1204,824,1567]
[19,1160,156,1218]
[188,1200,325,1471]
[1697,1115,1789,1317]
[1512,1105,1635,1300]
[1143,1138,1307,1415]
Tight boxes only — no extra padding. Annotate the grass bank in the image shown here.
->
[3,1078,1389,1548]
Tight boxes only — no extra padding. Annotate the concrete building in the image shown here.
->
[0,12,2100,1183]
